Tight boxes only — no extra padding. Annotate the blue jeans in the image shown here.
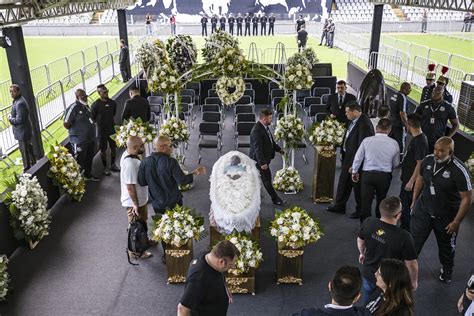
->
[362,277,377,304]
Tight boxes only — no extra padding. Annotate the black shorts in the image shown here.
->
[99,135,116,152]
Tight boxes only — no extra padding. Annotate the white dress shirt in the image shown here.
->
[352,133,400,173]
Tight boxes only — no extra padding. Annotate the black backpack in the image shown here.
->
[126,218,150,265]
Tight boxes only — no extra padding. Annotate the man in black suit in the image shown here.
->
[268,13,276,36]
[228,13,235,35]
[121,86,151,123]
[200,15,208,36]
[236,13,243,36]
[260,13,267,35]
[252,14,259,36]
[211,14,218,34]
[327,102,375,217]
[326,80,357,125]
[119,39,131,83]
[250,108,285,205]
[219,15,226,31]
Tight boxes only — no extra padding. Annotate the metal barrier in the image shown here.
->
[369,51,404,84]
[35,81,66,140]
[410,55,437,89]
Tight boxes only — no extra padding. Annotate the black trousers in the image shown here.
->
[18,138,36,170]
[269,24,274,35]
[411,201,457,270]
[261,24,266,35]
[220,24,225,31]
[360,171,392,223]
[211,24,216,33]
[229,24,234,35]
[98,135,117,167]
[73,141,96,178]
[237,25,242,35]
[334,167,361,212]
[257,164,278,201]
[399,181,413,231]
[120,64,131,83]
[252,24,258,35]
[201,25,207,36]
[245,25,250,36]
[389,126,404,155]
[298,42,306,52]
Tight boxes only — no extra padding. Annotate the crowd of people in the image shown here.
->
[199,12,277,36]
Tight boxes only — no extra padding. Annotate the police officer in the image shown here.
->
[244,13,251,36]
[260,13,267,36]
[319,18,329,46]
[211,14,218,34]
[252,13,259,36]
[415,85,459,153]
[268,13,276,36]
[389,82,412,156]
[436,69,453,104]
[410,137,472,283]
[420,64,436,103]
[228,13,235,35]
[219,14,226,31]
[296,14,305,32]
[236,13,243,36]
[201,15,208,36]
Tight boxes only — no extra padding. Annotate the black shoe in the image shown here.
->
[110,164,120,172]
[84,176,101,182]
[349,212,361,219]
[326,206,345,214]
[273,198,285,206]
[103,168,111,176]
[439,268,452,283]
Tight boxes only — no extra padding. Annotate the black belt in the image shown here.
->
[364,170,391,174]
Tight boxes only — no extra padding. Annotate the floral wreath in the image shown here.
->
[273,167,304,193]
[202,30,239,64]
[148,61,182,95]
[274,114,305,148]
[0,255,9,302]
[212,46,246,77]
[284,64,313,91]
[136,40,167,77]
[166,35,197,75]
[216,76,245,106]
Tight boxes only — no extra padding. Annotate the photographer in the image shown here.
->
[457,270,474,315]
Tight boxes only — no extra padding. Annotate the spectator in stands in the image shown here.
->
[200,14,208,36]
[365,259,415,315]
[357,196,418,303]
[228,13,235,35]
[8,84,36,171]
[421,9,428,33]
[398,113,428,231]
[388,82,412,156]
[297,25,308,52]
[260,13,267,35]
[410,137,471,284]
[219,14,226,31]
[170,15,176,35]
[319,18,329,46]
[211,14,218,34]
[145,13,152,35]
[370,104,389,130]
[63,89,100,181]
[327,19,335,48]
[236,13,243,36]
[296,14,305,32]
[457,269,474,315]
[293,266,369,316]
[91,84,119,176]
[326,79,357,125]
[244,13,251,36]
[415,86,459,153]
[119,39,131,83]
[122,86,151,123]
[252,13,259,35]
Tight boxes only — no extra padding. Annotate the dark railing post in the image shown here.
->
[369,4,384,69]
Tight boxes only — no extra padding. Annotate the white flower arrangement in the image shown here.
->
[0,255,9,302]
[284,64,313,91]
[270,206,324,249]
[202,30,239,64]
[287,52,312,70]
[226,232,263,275]
[308,117,346,147]
[152,205,206,247]
[166,35,197,75]
[113,117,157,148]
[47,144,85,201]
[301,48,319,68]
[148,61,183,95]
[159,116,190,143]
[216,76,245,106]
[274,114,305,148]
[273,167,304,193]
[466,152,474,180]
[136,40,167,76]
[6,174,51,243]
[212,46,247,78]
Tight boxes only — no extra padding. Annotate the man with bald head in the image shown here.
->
[63,88,99,181]
[410,137,472,283]
[415,85,459,153]
[120,136,152,259]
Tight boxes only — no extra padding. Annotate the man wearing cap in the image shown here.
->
[420,64,436,103]
[436,67,453,104]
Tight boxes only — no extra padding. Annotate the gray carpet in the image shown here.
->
[1,105,473,316]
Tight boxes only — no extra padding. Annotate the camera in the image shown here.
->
[467,275,474,291]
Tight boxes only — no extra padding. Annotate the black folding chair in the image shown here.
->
[235,122,255,149]
[236,95,252,105]
[313,87,331,97]
[208,89,218,98]
[198,122,221,163]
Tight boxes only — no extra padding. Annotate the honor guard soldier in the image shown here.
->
[296,14,305,31]
[219,15,226,31]
[252,14,259,35]
[244,13,251,36]
[260,13,267,35]
[236,13,243,36]
[268,13,276,35]
[415,86,459,153]
[420,63,436,103]
[200,15,208,36]
[211,14,218,34]
[410,137,472,283]
[436,66,453,104]
[228,13,235,35]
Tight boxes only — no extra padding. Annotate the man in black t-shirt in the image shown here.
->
[178,240,240,316]
[297,26,308,52]
[389,82,412,156]
[410,137,472,283]
[296,14,305,31]
[399,114,428,231]
[357,196,418,304]
[90,84,120,176]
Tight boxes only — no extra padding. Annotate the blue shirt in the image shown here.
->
[63,101,96,144]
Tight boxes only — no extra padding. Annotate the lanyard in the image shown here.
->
[430,103,442,116]
[432,158,452,178]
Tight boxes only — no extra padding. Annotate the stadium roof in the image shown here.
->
[0,0,134,27]
[369,0,472,12]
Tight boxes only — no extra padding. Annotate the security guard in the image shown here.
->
[268,13,276,36]
[244,13,251,36]
[219,14,226,31]
[236,13,243,36]
[420,64,436,103]
[228,13,235,35]
[389,82,412,156]
[252,13,259,35]
[410,137,472,283]
[200,15,208,36]
[260,13,267,36]
[296,14,305,31]
[415,85,459,153]
[436,67,453,104]
[211,14,218,34]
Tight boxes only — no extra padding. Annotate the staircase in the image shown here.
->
[90,11,103,24]
[391,5,407,21]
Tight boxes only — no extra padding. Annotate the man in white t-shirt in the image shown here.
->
[120,135,152,259]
